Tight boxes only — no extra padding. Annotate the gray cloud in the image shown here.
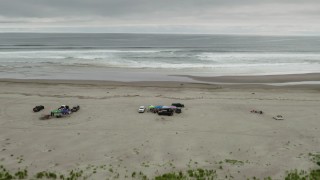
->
[0,0,318,17]
[0,0,319,35]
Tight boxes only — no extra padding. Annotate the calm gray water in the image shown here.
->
[0,33,320,81]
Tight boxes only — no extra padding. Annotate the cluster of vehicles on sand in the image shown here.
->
[138,103,184,116]
[33,105,80,120]
[250,109,284,120]
[50,105,80,118]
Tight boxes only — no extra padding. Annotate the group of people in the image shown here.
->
[250,109,263,114]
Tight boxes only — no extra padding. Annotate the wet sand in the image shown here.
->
[176,73,320,84]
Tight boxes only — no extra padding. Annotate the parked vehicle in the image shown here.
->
[51,108,71,118]
[175,108,182,114]
[51,109,62,118]
[71,105,80,112]
[33,105,44,112]
[273,115,284,120]
[58,105,69,110]
[158,109,174,116]
[138,106,146,113]
[171,103,184,108]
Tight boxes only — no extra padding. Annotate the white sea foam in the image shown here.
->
[1,33,319,81]
[1,49,320,75]
[196,52,320,64]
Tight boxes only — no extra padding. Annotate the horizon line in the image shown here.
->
[0,32,319,37]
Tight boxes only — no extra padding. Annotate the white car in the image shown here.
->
[138,106,146,113]
[273,115,284,120]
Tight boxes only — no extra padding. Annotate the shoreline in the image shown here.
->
[175,73,320,83]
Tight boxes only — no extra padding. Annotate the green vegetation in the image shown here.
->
[1,153,320,180]
[1,165,217,180]
[14,169,28,179]
[225,159,244,165]
[309,152,320,166]
[68,169,84,179]
[284,169,320,180]
[187,168,217,179]
[109,168,113,173]
[35,171,58,179]
[155,168,217,180]
[283,154,320,180]
[155,172,184,180]
[31,169,84,179]
[141,162,150,167]
[16,155,24,164]
[1,164,320,180]
[0,165,27,180]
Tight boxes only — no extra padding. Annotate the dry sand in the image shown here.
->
[0,78,320,179]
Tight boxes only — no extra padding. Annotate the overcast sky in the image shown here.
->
[0,0,319,35]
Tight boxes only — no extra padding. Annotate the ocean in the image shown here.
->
[0,33,320,81]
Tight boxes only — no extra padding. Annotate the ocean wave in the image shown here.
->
[0,49,168,60]
[0,49,320,71]
[48,60,317,70]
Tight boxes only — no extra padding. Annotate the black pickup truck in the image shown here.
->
[171,103,184,108]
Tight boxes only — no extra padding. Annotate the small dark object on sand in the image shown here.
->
[175,108,182,114]
[71,105,80,112]
[158,109,174,116]
[250,110,263,114]
[171,103,184,108]
[33,105,44,112]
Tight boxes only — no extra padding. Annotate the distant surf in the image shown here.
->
[0,33,320,81]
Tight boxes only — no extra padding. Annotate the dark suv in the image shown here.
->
[71,105,80,112]
[158,109,174,116]
[171,103,184,108]
[175,108,182,114]
[33,105,44,112]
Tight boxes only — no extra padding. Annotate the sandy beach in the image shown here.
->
[0,77,320,179]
